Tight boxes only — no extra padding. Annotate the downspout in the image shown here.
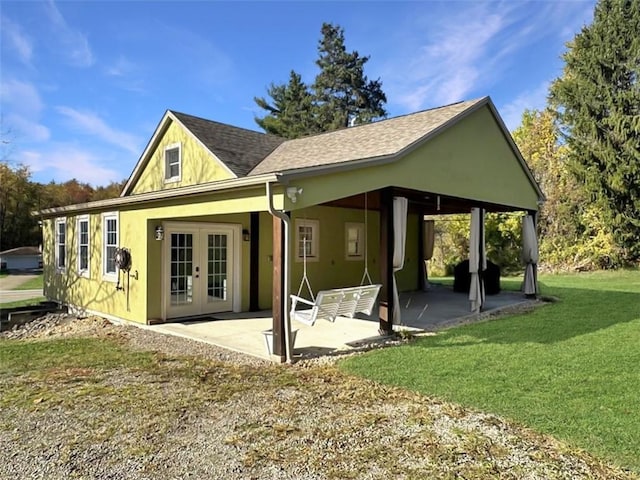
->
[266,181,292,363]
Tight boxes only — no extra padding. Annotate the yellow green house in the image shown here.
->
[38,96,543,362]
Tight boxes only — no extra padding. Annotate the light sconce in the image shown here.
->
[155,225,164,241]
[242,229,250,242]
[286,186,303,203]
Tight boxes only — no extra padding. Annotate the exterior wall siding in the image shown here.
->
[131,119,234,195]
[284,106,540,212]
[44,211,147,323]
[43,200,420,324]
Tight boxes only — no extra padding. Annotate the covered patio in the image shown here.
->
[148,285,535,361]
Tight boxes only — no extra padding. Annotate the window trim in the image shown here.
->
[294,218,319,263]
[164,142,182,183]
[345,222,365,261]
[77,215,90,278]
[102,212,119,281]
[54,217,66,272]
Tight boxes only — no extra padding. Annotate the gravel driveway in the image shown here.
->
[0,315,636,480]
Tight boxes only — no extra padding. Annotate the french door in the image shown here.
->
[165,224,239,318]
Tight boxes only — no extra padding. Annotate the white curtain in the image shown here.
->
[423,220,435,291]
[392,197,408,324]
[469,207,486,312]
[522,214,539,295]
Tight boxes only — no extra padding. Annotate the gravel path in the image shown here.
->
[0,315,636,480]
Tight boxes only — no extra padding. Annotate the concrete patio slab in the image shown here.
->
[147,284,534,362]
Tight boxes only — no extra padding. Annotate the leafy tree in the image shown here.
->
[513,109,621,270]
[92,180,126,201]
[255,23,387,138]
[0,163,40,250]
[549,0,640,262]
[254,71,319,138]
[313,23,387,130]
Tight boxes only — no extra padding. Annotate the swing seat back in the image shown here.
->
[354,284,382,316]
[290,291,344,326]
[290,284,382,326]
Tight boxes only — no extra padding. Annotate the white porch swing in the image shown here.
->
[290,193,382,326]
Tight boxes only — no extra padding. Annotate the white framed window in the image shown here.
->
[295,218,319,262]
[164,142,181,182]
[102,212,119,280]
[55,218,66,271]
[77,215,90,277]
[345,222,365,260]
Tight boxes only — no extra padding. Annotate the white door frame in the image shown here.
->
[162,222,242,320]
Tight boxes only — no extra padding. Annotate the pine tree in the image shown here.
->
[549,0,640,262]
[254,71,318,139]
[254,23,387,138]
[313,23,387,130]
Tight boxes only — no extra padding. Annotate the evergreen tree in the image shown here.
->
[549,0,640,262]
[254,71,318,138]
[255,23,387,138]
[313,23,387,130]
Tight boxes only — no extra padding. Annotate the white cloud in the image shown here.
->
[5,115,50,142]
[0,79,43,116]
[1,16,33,65]
[19,146,121,186]
[0,79,49,142]
[44,0,94,67]
[105,56,136,77]
[56,106,141,155]
[386,1,593,112]
[499,81,550,132]
[104,56,147,92]
[390,4,511,109]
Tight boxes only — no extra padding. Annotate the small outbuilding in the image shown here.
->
[0,246,43,271]
[37,96,543,362]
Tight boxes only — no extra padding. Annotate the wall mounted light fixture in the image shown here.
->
[242,229,250,241]
[286,186,303,203]
[155,225,164,241]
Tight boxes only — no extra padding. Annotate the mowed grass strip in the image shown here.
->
[341,269,640,472]
[14,274,44,291]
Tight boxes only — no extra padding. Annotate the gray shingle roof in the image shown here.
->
[171,111,285,177]
[0,246,41,256]
[249,98,485,176]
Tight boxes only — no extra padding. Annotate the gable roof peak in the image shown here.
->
[249,96,489,176]
[168,110,286,177]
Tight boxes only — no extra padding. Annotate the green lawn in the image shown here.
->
[0,297,46,309]
[14,274,44,291]
[341,269,640,472]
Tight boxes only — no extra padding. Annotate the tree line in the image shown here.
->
[2,1,637,272]
[0,162,124,251]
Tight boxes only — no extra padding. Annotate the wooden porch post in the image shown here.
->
[379,187,394,335]
[249,212,260,311]
[271,215,286,362]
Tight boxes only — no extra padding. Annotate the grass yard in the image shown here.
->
[0,297,46,309]
[14,274,44,291]
[1,318,634,479]
[341,269,640,472]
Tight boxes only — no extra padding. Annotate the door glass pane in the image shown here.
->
[207,234,227,301]
[170,233,194,306]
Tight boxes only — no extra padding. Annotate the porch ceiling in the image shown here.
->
[322,189,527,215]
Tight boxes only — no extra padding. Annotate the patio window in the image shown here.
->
[102,212,118,279]
[164,143,181,182]
[295,218,319,262]
[345,222,365,260]
[55,218,66,270]
[77,215,90,277]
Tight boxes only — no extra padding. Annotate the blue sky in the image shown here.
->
[1,0,595,186]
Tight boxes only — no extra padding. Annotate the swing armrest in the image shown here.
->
[290,295,315,308]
